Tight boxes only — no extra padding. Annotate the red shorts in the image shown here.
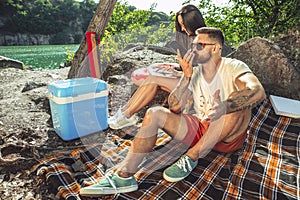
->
[181,114,247,153]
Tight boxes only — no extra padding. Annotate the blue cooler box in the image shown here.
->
[48,77,108,141]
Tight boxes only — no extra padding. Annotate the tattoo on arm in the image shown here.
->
[168,76,191,108]
[168,93,180,108]
[225,87,262,113]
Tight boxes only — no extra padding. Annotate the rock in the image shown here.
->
[21,81,47,93]
[0,33,51,46]
[108,74,130,85]
[101,46,178,81]
[229,36,300,100]
[0,56,24,69]
[222,43,234,57]
[273,30,300,72]
[124,44,177,55]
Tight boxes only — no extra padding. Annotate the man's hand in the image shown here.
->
[205,90,226,122]
[177,49,194,78]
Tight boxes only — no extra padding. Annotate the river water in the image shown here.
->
[0,44,79,69]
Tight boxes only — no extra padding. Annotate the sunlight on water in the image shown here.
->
[0,44,79,69]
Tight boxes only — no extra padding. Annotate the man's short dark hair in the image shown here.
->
[196,27,225,46]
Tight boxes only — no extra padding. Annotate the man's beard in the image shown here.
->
[192,53,211,66]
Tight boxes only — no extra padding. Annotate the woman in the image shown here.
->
[131,4,206,86]
[109,4,206,130]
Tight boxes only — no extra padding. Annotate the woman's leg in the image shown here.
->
[108,64,181,129]
[122,75,180,118]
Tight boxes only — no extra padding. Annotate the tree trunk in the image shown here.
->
[67,0,117,79]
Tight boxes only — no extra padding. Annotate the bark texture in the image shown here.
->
[68,0,117,78]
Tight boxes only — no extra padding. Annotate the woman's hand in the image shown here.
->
[177,49,194,78]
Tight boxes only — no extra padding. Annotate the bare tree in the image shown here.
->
[68,0,117,78]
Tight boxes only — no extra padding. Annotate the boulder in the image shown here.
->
[0,55,24,69]
[229,36,300,100]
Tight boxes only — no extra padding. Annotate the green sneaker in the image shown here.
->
[163,154,198,182]
[80,173,138,196]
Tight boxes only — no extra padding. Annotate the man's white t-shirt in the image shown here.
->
[188,57,252,120]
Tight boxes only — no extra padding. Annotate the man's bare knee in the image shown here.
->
[142,106,169,127]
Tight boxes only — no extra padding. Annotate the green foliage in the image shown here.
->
[1,0,94,35]
[238,0,300,36]
[104,2,152,38]
[98,1,173,65]
[1,0,172,45]
[197,0,300,47]
[79,0,97,32]
[100,22,174,66]
[65,47,75,67]
[146,12,172,26]
[146,23,174,44]
[1,0,298,49]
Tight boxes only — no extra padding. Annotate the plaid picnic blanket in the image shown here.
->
[31,98,300,200]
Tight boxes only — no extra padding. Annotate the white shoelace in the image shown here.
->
[176,156,193,172]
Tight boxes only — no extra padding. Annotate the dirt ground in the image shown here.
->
[0,47,175,199]
[0,67,134,199]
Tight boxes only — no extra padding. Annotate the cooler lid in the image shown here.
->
[48,77,107,98]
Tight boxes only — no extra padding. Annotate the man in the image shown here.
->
[80,27,266,196]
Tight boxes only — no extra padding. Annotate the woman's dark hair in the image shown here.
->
[175,4,206,36]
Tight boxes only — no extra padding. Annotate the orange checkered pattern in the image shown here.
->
[32,99,300,200]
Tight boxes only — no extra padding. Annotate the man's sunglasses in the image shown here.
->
[191,42,216,51]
